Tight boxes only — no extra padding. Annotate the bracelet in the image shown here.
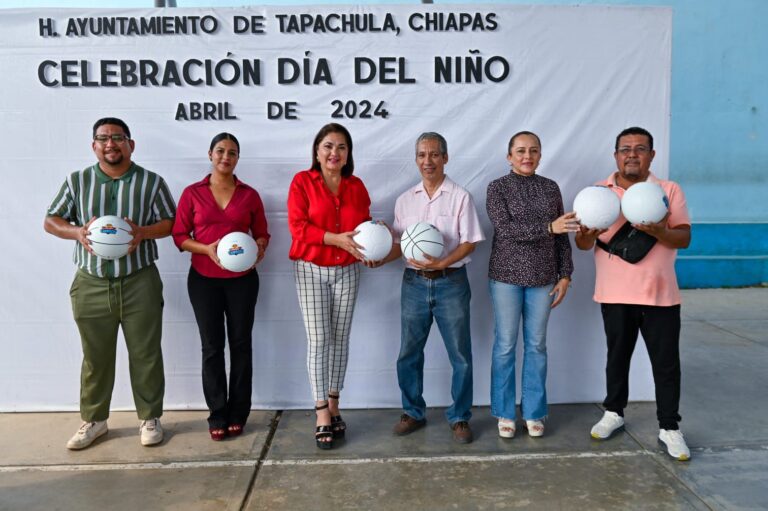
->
[547,222,553,235]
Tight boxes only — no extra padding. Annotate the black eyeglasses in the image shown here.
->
[617,146,650,156]
[94,134,129,144]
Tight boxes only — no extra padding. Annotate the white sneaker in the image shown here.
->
[66,420,108,450]
[140,418,163,446]
[658,429,691,461]
[590,411,625,440]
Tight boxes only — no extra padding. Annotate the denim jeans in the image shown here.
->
[489,280,553,421]
[397,267,473,424]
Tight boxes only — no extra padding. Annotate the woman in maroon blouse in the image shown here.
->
[287,123,372,449]
[172,133,270,441]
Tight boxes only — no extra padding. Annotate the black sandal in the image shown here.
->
[315,403,334,450]
[328,393,346,439]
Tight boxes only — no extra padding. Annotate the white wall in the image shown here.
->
[0,4,671,411]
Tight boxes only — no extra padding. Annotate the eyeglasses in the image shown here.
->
[617,146,650,156]
[94,134,129,144]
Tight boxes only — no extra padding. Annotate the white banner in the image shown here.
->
[0,4,671,411]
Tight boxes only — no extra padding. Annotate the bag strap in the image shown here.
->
[594,221,633,253]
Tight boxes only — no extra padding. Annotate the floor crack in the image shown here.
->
[238,410,283,511]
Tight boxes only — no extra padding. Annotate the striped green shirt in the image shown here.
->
[46,162,176,278]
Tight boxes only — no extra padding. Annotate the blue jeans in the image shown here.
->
[489,280,553,421]
[397,268,473,424]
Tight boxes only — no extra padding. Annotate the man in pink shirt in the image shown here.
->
[377,132,485,443]
[576,127,692,461]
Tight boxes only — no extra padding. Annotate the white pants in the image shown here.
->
[294,260,360,401]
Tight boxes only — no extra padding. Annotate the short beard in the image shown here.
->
[621,169,646,182]
[104,154,123,166]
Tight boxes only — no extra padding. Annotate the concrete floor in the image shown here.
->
[1,288,767,510]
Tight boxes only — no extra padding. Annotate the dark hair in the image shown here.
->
[311,123,354,177]
[93,117,130,139]
[615,126,653,151]
[209,132,240,154]
[507,131,541,154]
[415,132,448,156]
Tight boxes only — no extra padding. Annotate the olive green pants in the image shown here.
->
[70,264,165,421]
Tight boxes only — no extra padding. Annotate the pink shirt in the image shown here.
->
[593,172,690,306]
[393,176,485,269]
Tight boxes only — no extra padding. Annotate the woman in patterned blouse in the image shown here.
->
[486,131,577,439]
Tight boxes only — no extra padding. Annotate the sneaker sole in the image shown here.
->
[141,435,164,446]
[66,428,108,450]
[590,424,624,440]
[657,438,691,461]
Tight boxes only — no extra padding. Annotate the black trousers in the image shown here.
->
[600,303,682,430]
[188,267,259,428]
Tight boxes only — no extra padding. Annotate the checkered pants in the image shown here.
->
[294,260,360,401]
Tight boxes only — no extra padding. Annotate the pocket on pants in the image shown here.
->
[69,272,81,316]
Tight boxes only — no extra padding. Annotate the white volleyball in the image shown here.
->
[621,182,669,225]
[216,231,258,272]
[87,215,133,260]
[573,186,621,229]
[353,221,393,261]
[401,222,444,262]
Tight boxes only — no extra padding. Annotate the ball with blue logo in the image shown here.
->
[216,231,258,272]
[87,215,133,260]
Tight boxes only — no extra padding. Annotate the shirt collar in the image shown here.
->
[606,171,660,189]
[93,162,137,184]
[308,169,349,180]
[194,173,245,188]
[413,175,455,196]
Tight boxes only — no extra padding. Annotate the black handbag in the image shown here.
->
[595,221,657,264]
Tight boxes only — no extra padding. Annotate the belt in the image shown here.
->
[408,266,462,280]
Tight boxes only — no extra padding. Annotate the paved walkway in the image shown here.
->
[1,288,767,510]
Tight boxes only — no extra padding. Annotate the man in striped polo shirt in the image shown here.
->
[44,117,176,450]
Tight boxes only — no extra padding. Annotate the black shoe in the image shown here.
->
[328,393,346,439]
[315,403,334,449]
